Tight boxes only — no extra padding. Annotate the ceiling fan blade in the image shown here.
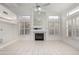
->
[35,3,40,7]
[42,3,50,7]
[35,3,50,8]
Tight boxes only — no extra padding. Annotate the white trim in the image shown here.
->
[0,17,17,24]
[68,7,79,16]
[0,39,18,49]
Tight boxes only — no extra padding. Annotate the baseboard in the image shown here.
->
[0,39,18,49]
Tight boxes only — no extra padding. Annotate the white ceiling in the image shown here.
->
[1,3,79,16]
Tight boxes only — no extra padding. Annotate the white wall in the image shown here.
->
[0,4,17,24]
[61,12,79,49]
[63,38,79,49]
[0,20,19,47]
[0,5,18,48]
[0,21,18,43]
[0,4,16,20]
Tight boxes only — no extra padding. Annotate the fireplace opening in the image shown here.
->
[35,33,44,41]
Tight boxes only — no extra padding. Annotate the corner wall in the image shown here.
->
[0,20,19,48]
[61,13,79,50]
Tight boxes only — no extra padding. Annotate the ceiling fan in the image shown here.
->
[34,3,50,12]
[35,3,50,7]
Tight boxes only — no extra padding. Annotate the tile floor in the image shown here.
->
[0,40,79,55]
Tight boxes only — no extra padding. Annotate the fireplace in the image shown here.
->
[35,33,44,41]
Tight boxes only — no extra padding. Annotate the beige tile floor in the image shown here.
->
[0,40,79,55]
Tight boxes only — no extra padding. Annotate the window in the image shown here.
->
[48,16,59,19]
[22,16,30,19]
[48,16,60,35]
[66,16,79,38]
[19,16,31,35]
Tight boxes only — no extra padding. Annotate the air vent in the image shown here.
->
[3,11,8,15]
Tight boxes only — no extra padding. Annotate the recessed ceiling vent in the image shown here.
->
[3,11,8,15]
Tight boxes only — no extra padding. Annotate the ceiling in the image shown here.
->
[1,3,79,16]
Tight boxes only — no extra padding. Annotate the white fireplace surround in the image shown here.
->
[32,26,47,41]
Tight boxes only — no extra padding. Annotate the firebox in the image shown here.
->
[35,33,44,41]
